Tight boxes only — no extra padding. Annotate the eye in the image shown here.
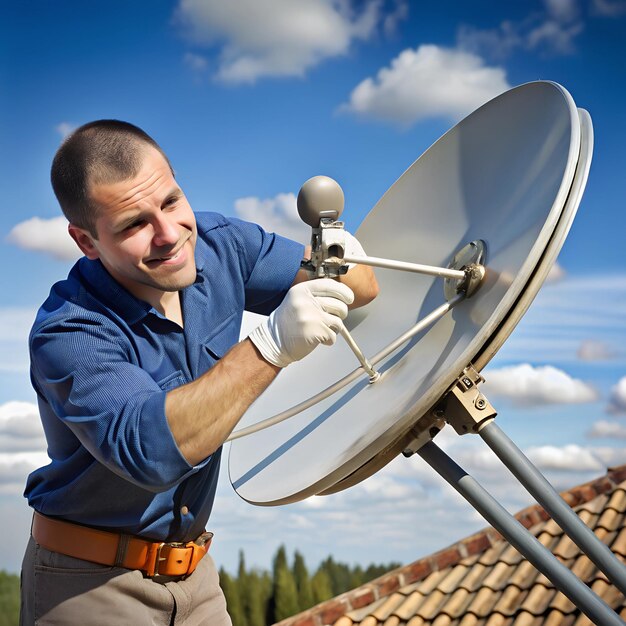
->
[125,219,145,231]
[164,196,179,208]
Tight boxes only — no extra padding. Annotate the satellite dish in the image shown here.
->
[229,81,587,506]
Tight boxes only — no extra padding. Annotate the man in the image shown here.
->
[20,120,378,625]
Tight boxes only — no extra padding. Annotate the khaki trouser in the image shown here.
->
[20,537,232,625]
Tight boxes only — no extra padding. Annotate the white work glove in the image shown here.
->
[249,278,354,368]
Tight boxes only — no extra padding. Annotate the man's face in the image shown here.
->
[70,147,198,304]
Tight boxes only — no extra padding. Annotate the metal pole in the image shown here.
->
[338,324,381,383]
[228,295,463,441]
[342,254,466,280]
[479,420,626,596]
[415,441,626,626]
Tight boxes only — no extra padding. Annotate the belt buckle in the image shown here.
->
[150,532,213,578]
[153,541,185,577]
[194,531,213,548]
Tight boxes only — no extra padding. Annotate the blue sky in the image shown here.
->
[1,0,626,577]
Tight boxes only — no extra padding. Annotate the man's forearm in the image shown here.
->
[165,339,279,465]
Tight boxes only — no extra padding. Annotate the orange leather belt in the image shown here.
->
[32,511,213,578]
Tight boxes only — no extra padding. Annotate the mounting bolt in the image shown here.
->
[475,397,486,410]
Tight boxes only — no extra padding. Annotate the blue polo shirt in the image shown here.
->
[24,212,303,542]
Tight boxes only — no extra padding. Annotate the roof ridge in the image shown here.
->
[273,463,626,626]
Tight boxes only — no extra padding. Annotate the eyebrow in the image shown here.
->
[112,188,183,232]
[113,211,146,232]
[162,189,183,206]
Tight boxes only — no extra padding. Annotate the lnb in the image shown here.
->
[297,176,345,227]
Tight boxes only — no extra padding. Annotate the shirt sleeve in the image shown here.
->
[224,217,305,315]
[30,313,202,493]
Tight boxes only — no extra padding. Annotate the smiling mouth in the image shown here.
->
[147,239,189,265]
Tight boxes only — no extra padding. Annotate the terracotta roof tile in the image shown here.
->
[552,533,580,560]
[496,543,524,567]
[576,508,598,527]
[548,587,576,614]
[437,564,474,595]
[274,465,626,626]
[411,588,445,620]
[569,553,597,581]
[418,569,455,595]
[458,562,489,593]
[481,561,515,592]
[394,590,430,621]
[465,585,499,617]
[369,592,406,621]
[597,506,622,532]
[607,487,626,511]
[442,587,471,619]
[507,558,538,590]
[578,491,608,515]
[490,584,528,616]
[611,526,626,557]
[543,608,572,626]
[478,541,509,567]
[506,610,536,626]
[519,580,556,615]
[483,614,508,626]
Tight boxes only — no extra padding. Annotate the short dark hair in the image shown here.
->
[51,120,173,237]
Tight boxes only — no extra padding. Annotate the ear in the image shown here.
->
[68,224,100,260]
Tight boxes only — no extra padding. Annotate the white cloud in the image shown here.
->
[486,273,626,365]
[0,402,45,454]
[55,122,76,139]
[482,363,598,406]
[608,376,626,413]
[340,44,510,126]
[525,443,604,471]
[0,308,36,343]
[546,261,566,282]
[382,0,408,37]
[457,1,584,60]
[234,192,310,243]
[7,216,81,261]
[183,52,209,72]
[175,0,382,83]
[587,420,626,439]
[0,308,36,374]
[591,0,626,16]
[577,339,618,361]
[526,19,583,54]
[0,402,48,497]
[544,0,580,22]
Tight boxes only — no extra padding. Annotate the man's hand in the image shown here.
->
[249,278,354,368]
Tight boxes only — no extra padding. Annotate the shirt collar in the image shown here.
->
[79,258,153,325]
[78,252,207,326]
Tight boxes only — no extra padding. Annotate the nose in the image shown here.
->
[152,213,179,247]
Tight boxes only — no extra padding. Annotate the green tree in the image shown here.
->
[310,568,333,605]
[272,565,299,622]
[270,545,299,622]
[0,570,20,626]
[219,567,245,626]
[292,550,313,611]
[318,556,352,595]
[246,570,269,626]
[236,550,250,623]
